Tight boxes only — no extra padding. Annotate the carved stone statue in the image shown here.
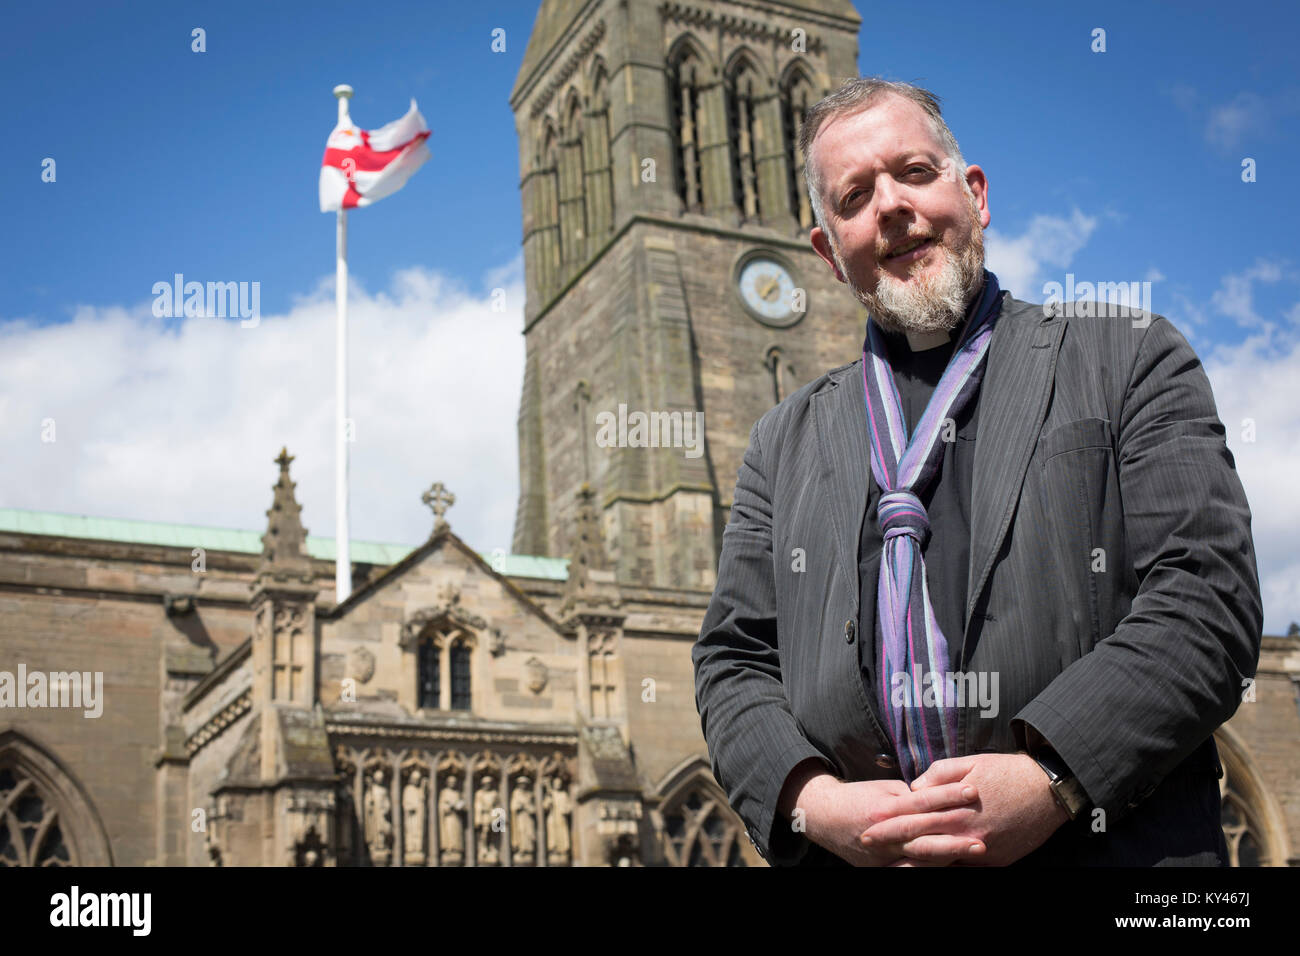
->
[510,775,536,864]
[403,769,427,864]
[474,774,500,865]
[438,773,467,865]
[364,768,392,865]
[543,775,572,864]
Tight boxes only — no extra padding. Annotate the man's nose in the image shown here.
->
[874,177,912,228]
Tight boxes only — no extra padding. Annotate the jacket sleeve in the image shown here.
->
[1011,314,1263,823]
[692,416,831,865]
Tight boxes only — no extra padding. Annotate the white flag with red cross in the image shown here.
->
[319,98,430,212]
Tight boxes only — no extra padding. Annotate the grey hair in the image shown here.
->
[799,77,968,237]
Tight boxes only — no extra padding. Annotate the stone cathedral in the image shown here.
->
[1,0,1298,869]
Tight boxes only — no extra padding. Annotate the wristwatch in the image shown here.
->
[1031,747,1090,821]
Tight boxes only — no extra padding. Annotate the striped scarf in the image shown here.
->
[860,270,1002,781]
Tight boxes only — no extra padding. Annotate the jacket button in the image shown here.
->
[875,753,897,770]
[844,619,856,644]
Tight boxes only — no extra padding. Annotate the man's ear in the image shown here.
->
[810,226,846,284]
[965,164,990,229]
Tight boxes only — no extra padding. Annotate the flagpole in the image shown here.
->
[334,84,353,604]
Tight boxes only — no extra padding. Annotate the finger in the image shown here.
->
[885,857,919,867]
[899,834,987,862]
[860,806,976,845]
[910,756,976,789]
[872,781,979,824]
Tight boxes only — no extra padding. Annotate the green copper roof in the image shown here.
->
[0,508,569,580]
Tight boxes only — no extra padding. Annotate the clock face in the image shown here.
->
[737,256,800,327]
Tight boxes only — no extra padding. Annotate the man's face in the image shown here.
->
[808,94,991,336]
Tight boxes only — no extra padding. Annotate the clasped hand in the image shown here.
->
[804,753,1068,866]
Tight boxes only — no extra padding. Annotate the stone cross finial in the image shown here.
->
[254,446,313,587]
[422,481,455,534]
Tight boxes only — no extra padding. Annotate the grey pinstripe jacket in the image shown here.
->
[692,291,1263,866]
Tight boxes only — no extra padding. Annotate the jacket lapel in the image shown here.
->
[808,295,1066,655]
[963,296,1066,643]
[810,361,870,613]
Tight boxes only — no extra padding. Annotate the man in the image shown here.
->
[691,77,1262,867]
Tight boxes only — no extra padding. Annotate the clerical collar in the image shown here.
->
[902,328,952,352]
[875,273,989,357]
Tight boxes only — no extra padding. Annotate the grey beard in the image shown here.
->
[834,219,986,337]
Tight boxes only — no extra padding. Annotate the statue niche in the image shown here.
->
[403,768,427,865]
[364,767,393,866]
[438,771,467,866]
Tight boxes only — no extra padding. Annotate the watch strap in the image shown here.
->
[1032,748,1089,821]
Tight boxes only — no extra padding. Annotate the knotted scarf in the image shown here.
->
[861,270,1003,781]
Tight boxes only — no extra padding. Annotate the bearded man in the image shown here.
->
[691,77,1262,867]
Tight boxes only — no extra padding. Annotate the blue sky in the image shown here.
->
[3,0,1298,326]
[2,0,1299,630]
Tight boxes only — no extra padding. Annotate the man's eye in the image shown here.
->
[845,188,867,207]
[906,165,929,176]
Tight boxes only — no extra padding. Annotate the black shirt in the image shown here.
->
[856,309,983,749]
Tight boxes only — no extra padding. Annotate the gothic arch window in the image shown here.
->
[765,345,795,404]
[534,122,561,295]
[418,634,442,709]
[559,90,588,266]
[1220,782,1264,866]
[272,615,307,703]
[1213,728,1288,867]
[0,731,112,866]
[0,766,69,866]
[412,626,476,715]
[667,40,707,213]
[450,639,472,711]
[587,62,615,238]
[725,53,765,222]
[659,775,747,867]
[586,630,618,720]
[780,63,817,229]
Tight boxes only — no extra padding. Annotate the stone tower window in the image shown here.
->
[533,124,561,296]
[781,65,816,229]
[587,64,614,238]
[668,45,705,213]
[726,57,763,221]
[559,92,588,266]
[765,345,796,404]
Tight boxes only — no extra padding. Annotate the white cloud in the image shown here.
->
[1211,259,1285,328]
[1205,91,1271,151]
[1168,289,1210,332]
[1168,85,1300,152]
[984,208,1099,300]
[1,255,527,556]
[1203,322,1300,635]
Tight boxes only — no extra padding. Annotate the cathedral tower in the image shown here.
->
[510,0,865,589]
